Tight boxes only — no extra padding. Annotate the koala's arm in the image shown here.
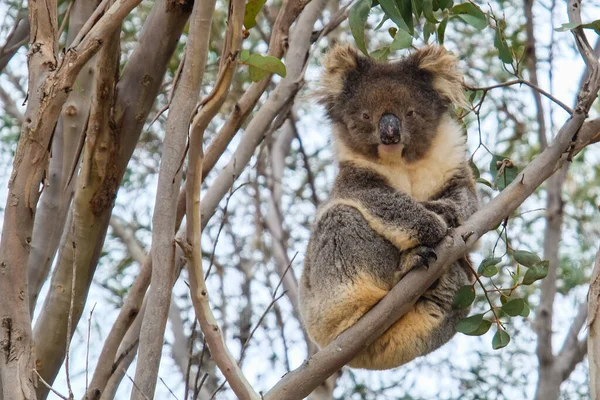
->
[423,167,478,228]
[331,165,448,249]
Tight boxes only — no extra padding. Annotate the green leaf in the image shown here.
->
[371,46,392,61]
[375,14,390,30]
[423,21,435,43]
[349,0,373,56]
[390,28,413,50]
[469,159,480,179]
[452,285,476,309]
[239,49,250,62]
[501,298,525,316]
[395,0,414,34]
[513,250,541,267]
[520,303,531,317]
[423,0,439,23]
[476,177,493,188]
[489,155,518,190]
[492,328,511,349]
[456,313,484,334]
[462,318,492,336]
[451,2,487,30]
[379,0,411,32]
[245,54,286,78]
[494,25,513,63]
[582,20,600,35]
[243,0,267,29]
[478,257,502,277]
[248,65,269,82]
[437,17,449,44]
[433,0,453,10]
[522,260,549,285]
[555,22,581,32]
[411,0,423,18]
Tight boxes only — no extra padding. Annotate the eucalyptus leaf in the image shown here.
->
[451,3,487,30]
[349,0,373,55]
[492,329,511,350]
[501,298,525,316]
[522,261,549,285]
[243,0,268,29]
[453,285,476,309]
[513,250,541,267]
[390,28,413,50]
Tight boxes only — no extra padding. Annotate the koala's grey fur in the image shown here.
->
[298,45,479,370]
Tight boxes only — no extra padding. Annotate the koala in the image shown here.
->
[298,45,479,370]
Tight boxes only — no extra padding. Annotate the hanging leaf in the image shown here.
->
[476,177,494,188]
[469,159,480,179]
[371,46,392,61]
[242,53,286,82]
[390,28,413,50]
[451,3,487,30]
[423,21,435,43]
[379,0,411,32]
[489,154,518,190]
[501,298,525,316]
[520,303,531,317]
[522,260,549,285]
[395,0,414,34]
[452,284,476,309]
[494,25,513,63]
[437,17,449,44]
[349,0,373,56]
[243,0,268,29]
[492,328,511,349]
[556,20,600,35]
[423,0,440,23]
[411,0,423,18]
[433,0,454,10]
[375,14,390,30]
[478,257,502,277]
[456,313,491,336]
[513,249,541,267]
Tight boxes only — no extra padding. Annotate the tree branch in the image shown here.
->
[130,0,216,397]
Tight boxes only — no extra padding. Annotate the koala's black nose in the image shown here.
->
[379,114,401,145]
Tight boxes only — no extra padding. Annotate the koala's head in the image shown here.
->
[316,45,465,164]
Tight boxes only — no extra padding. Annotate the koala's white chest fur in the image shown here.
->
[337,116,467,201]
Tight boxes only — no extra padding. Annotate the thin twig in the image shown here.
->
[160,377,179,400]
[184,318,198,400]
[35,370,69,400]
[125,370,151,400]
[57,0,76,40]
[86,303,97,393]
[466,79,573,115]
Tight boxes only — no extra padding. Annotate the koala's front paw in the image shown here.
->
[397,245,438,280]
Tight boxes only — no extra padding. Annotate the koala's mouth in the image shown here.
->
[377,143,406,160]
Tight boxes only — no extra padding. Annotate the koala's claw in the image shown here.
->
[397,245,438,279]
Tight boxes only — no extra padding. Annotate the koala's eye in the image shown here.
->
[406,109,415,117]
[362,113,371,120]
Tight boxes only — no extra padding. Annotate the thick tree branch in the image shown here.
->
[0,17,29,73]
[130,0,216,397]
[32,0,193,395]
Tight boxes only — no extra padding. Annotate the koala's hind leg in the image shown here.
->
[347,299,446,370]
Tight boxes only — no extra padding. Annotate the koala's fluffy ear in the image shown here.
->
[411,46,467,108]
[315,45,369,108]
